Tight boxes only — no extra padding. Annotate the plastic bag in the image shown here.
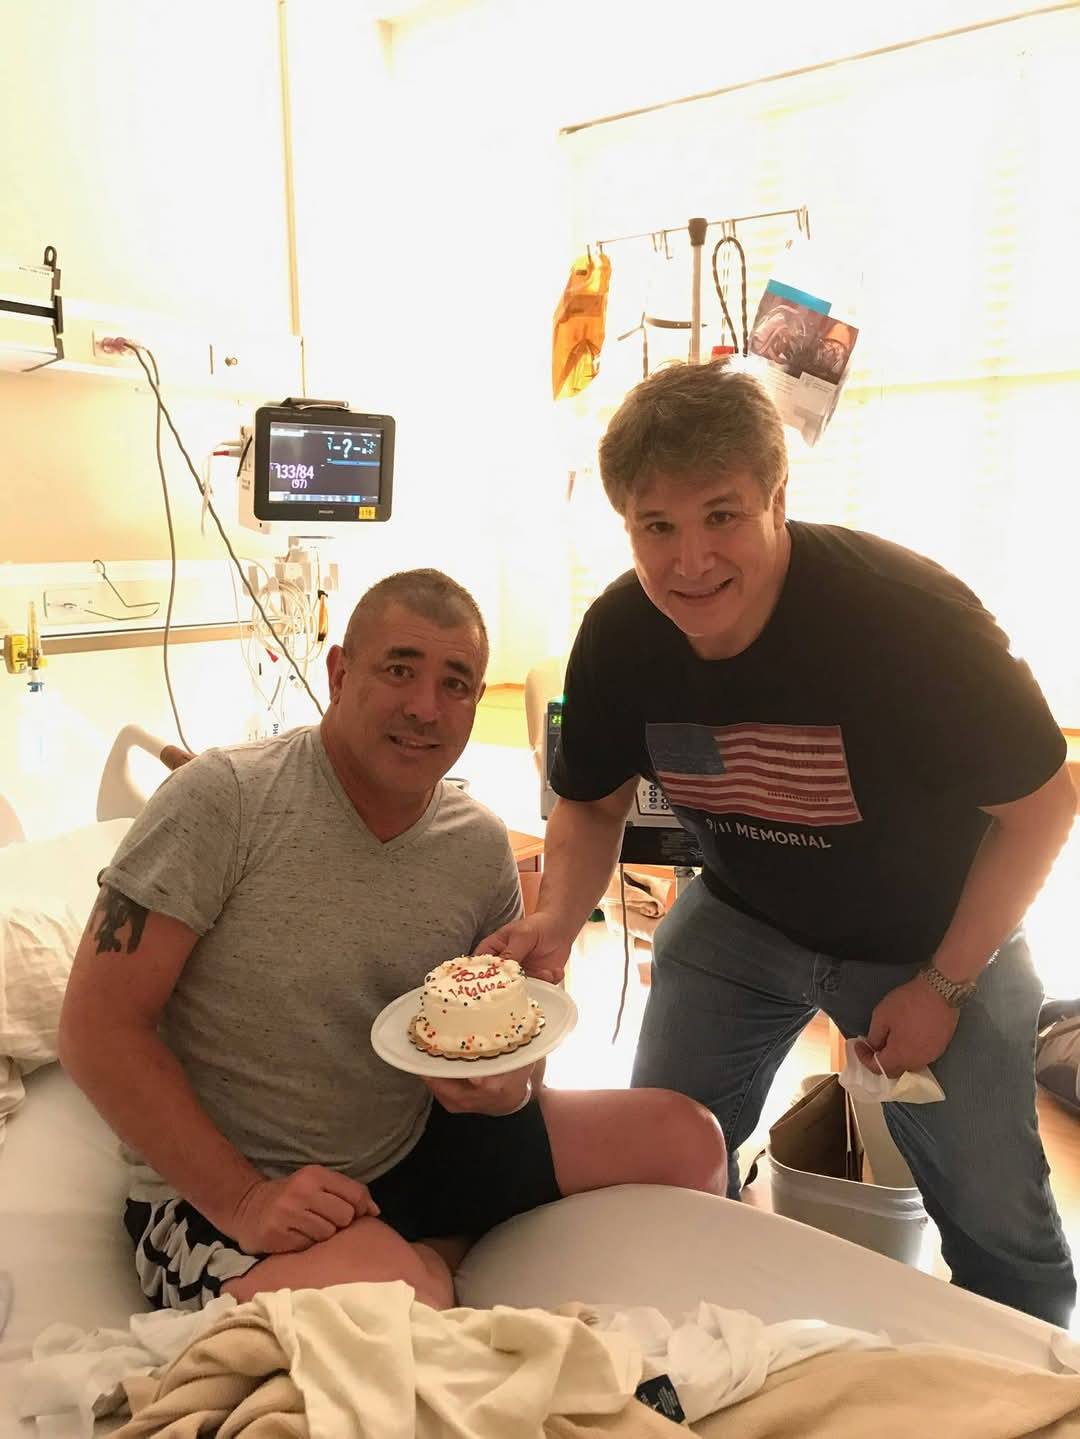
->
[552,251,612,400]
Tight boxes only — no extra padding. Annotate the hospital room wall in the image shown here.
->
[278,1,510,664]
[281,0,575,681]
[0,2,560,681]
[0,0,509,837]
[0,1,284,834]
[0,0,292,557]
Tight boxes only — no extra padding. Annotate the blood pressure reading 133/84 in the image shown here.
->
[268,422,383,505]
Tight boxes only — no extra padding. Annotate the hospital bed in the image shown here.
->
[0,728,1070,1434]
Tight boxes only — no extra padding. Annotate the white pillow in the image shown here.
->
[0,897,83,1061]
[0,897,84,1141]
[0,818,132,1134]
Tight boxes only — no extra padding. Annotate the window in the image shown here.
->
[559,8,1080,725]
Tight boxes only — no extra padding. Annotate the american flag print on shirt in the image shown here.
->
[646,722,863,828]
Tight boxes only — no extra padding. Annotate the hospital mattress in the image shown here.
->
[0,1066,146,1434]
[0,1064,1066,1435]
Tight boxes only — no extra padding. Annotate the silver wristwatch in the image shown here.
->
[920,964,978,1009]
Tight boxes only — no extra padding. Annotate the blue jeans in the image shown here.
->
[630,879,1076,1327]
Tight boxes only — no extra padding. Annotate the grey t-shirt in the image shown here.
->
[100,726,522,1204]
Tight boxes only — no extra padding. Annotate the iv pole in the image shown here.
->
[595,206,810,364]
[688,216,708,362]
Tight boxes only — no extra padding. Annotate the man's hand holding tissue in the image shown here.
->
[855,975,959,1078]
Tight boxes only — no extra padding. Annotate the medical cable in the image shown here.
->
[710,234,749,356]
[121,343,325,717]
[225,550,282,729]
[249,575,318,672]
[142,346,193,753]
[611,863,631,1044]
[227,545,323,735]
[235,433,252,478]
[225,545,322,735]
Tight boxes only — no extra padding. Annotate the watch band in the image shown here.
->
[506,1077,533,1114]
[920,964,978,1008]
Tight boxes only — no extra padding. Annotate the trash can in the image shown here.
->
[766,1072,929,1266]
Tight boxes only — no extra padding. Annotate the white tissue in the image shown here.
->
[18,1295,237,1436]
[592,1301,890,1420]
[838,1037,945,1104]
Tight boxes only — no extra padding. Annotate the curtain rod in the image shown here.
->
[560,3,1078,136]
[595,206,810,251]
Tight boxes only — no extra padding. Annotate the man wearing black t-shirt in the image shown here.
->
[481,362,1077,1326]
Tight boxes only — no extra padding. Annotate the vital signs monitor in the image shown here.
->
[240,399,395,534]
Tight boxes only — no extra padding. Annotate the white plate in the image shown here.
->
[370,978,578,1078]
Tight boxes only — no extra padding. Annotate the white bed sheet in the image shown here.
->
[458,1184,1062,1368]
[0,1065,1067,1436]
[0,1065,147,1435]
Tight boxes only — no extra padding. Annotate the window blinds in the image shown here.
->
[559,6,1080,723]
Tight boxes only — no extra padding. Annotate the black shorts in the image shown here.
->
[367,1093,561,1241]
[124,1097,561,1310]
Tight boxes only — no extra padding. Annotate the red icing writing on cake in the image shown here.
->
[449,963,509,999]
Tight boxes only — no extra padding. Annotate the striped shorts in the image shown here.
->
[124,1094,560,1311]
[124,1195,259,1311]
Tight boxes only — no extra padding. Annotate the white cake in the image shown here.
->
[409,957,544,1060]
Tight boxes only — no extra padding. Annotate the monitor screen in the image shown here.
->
[252,406,394,523]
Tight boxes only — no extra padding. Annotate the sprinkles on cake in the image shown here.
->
[407,955,544,1061]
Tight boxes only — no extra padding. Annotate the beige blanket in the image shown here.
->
[118,1310,303,1437]
[551,1348,1080,1438]
[116,1285,639,1438]
[691,1347,1080,1439]
[546,1411,681,1438]
[114,1299,1080,1439]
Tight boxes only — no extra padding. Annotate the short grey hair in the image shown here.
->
[342,568,489,676]
[598,361,788,514]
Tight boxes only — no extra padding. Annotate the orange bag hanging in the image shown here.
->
[551,249,612,400]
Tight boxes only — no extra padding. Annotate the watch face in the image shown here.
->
[944,978,978,1007]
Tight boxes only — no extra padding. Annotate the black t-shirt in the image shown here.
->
[551,522,1065,965]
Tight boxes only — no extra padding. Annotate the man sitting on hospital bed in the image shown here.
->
[58,568,726,1314]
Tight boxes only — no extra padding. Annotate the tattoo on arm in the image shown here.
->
[93,887,150,955]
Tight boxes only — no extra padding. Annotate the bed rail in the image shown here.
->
[95,724,183,820]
